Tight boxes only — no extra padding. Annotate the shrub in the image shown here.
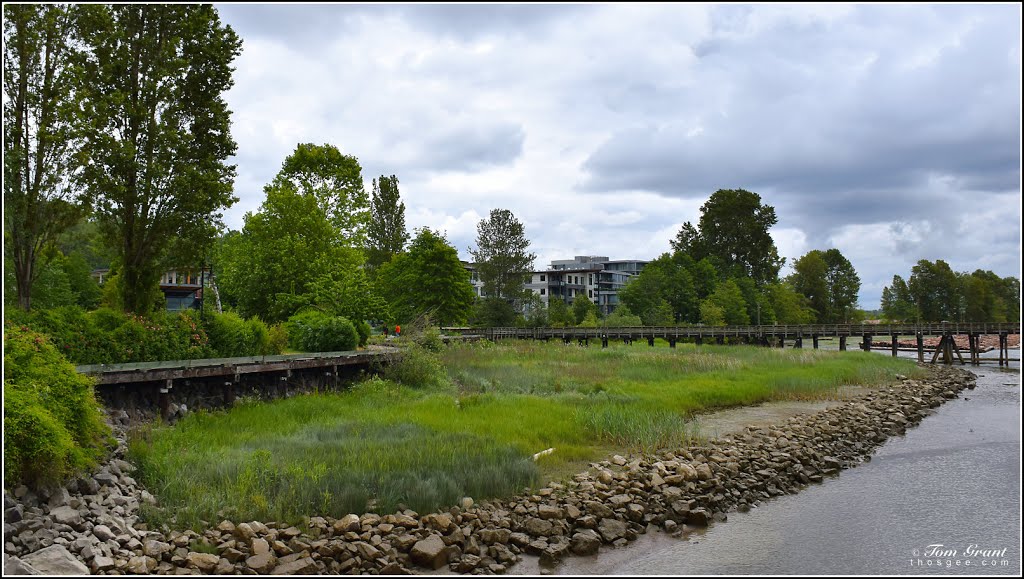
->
[382,344,447,389]
[205,311,271,358]
[286,310,359,352]
[267,323,289,355]
[354,320,371,347]
[3,323,111,488]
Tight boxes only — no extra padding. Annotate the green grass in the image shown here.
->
[129,340,923,528]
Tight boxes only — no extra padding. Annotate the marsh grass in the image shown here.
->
[131,341,923,528]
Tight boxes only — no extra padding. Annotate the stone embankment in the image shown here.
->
[4,365,976,575]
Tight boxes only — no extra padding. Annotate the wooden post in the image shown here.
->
[812,335,819,350]
[839,336,847,351]
[951,335,965,365]
[916,333,924,363]
[668,338,676,348]
[862,334,873,352]
[794,335,802,349]
[930,335,945,364]
[648,337,655,347]
[716,336,725,345]
[967,334,977,365]
[159,379,172,422]
[695,336,703,347]
[891,335,898,358]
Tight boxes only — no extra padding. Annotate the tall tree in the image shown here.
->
[790,248,861,323]
[880,274,917,322]
[3,4,85,310]
[270,143,369,247]
[908,259,960,322]
[75,4,241,313]
[217,183,359,322]
[366,174,408,269]
[672,189,784,286]
[377,228,474,326]
[469,208,536,302]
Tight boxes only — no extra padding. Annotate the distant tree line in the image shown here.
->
[881,261,1019,323]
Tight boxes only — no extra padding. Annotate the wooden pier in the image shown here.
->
[442,323,1020,367]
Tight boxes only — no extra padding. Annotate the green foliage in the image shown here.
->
[309,266,388,325]
[366,175,408,270]
[383,344,448,389]
[619,252,709,324]
[880,274,918,322]
[4,4,87,312]
[377,228,474,326]
[31,252,103,310]
[217,184,363,322]
[603,304,642,327]
[571,295,600,325]
[699,300,726,326]
[4,323,111,487]
[76,4,242,313]
[354,320,371,347]
[469,209,536,301]
[286,310,359,352]
[790,249,861,323]
[672,189,784,286]
[546,298,572,327]
[707,279,750,325]
[908,259,961,322]
[766,282,816,324]
[270,143,369,247]
[471,297,518,327]
[267,323,289,354]
[205,311,274,358]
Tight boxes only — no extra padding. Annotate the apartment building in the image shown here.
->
[467,256,648,315]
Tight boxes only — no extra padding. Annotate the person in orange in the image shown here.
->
[395,325,401,336]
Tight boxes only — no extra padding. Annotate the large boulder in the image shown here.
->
[4,555,42,575]
[597,518,627,543]
[410,534,448,570]
[21,545,89,575]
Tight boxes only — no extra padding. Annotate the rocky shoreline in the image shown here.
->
[4,365,977,575]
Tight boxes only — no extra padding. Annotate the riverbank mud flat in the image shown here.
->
[4,365,977,575]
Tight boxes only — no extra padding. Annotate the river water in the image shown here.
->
[525,348,1022,575]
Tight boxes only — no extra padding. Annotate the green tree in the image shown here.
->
[880,274,917,322]
[3,4,86,311]
[76,4,241,313]
[908,259,960,322]
[546,297,572,327]
[469,208,536,302]
[672,189,784,286]
[790,249,861,323]
[366,174,408,270]
[699,300,725,326]
[217,183,354,322]
[271,143,369,247]
[603,304,642,327]
[472,297,519,327]
[571,295,599,325]
[377,228,474,326]
[707,279,750,325]
[618,252,705,324]
[766,282,815,324]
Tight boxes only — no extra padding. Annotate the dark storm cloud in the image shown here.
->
[580,4,1021,239]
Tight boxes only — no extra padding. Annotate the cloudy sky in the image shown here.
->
[215,3,1021,309]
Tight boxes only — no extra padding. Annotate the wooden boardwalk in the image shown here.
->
[443,323,1020,366]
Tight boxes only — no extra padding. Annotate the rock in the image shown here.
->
[596,470,614,485]
[676,463,699,481]
[92,524,116,542]
[47,488,71,509]
[380,562,411,575]
[4,506,23,524]
[235,522,256,540]
[537,504,563,520]
[216,520,236,534]
[523,517,553,536]
[48,506,81,527]
[127,555,158,574]
[461,497,475,510]
[21,545,89,575]
[456,554,483,573]
[143,539,172,558]
[410,534,448,570]
[424,513,453,533]
[392,534,418,552]
[271,556,316,575]
[187,552,220,571]
[583,501,613,519]
[93,471,118,487]
[252,538,271,556]
[570,530,601,556]
[91,555,115,572]
[246,552,276,573]
[687,508,711,526]
[479,528,511,545]
[695,463,714,481]
[333,514,360,533]
[597,518,627,543]
[354,542,380,560]
[4,555,42,575]
[610,455,627,466]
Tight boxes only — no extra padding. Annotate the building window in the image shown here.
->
[540,288,546,295]
[589,290,593,298]
[588,274,593,285]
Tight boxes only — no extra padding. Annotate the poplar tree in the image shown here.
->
[367,174,408,269]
